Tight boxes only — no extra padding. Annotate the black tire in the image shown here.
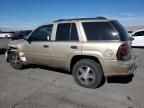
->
[72,59,103,88]
[9,52,24,69]
[5,35,8,39]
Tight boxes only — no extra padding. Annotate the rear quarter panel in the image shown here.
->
[82,41,123,60]
[81,41,133,75]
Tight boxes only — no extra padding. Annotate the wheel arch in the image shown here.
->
[70,55,103,73]
[6,47,19,62]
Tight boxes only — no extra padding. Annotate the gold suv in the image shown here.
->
[6,17,136,88]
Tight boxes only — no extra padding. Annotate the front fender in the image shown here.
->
[5,47,19,62]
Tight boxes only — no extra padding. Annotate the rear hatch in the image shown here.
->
[110,21,131,61]
[81,20,131,60]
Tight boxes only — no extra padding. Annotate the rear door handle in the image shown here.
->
[71,46,78,49]
[43,45,49,48]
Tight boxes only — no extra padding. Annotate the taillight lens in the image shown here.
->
[117,44,130,60]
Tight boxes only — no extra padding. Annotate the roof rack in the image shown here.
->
[54,16,108,22]
[95,16,107,20]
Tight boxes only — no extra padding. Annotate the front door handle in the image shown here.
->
[71,46,78,49]
[43,45,49,48]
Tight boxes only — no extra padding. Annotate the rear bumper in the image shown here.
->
[101,56,137,76]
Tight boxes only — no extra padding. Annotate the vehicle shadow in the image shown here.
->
[31,64,106,88]
[30,64,72,75]
[28,65,134,87]
[132,46,144,49]
[0,48,6,55]
[107,74,134,83]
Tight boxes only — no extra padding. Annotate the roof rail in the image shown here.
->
[53,19,66,22]
[95,16,107,20]
[53,17,108,22]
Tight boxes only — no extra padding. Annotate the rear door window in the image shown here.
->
[56,23,79,41]
[82,22,119,41]
[56,23,70,41]
[70,23,79,41]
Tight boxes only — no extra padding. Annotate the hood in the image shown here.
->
[8,39,26,50]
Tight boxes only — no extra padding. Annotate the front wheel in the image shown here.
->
[9,52,24,69]
[72,59,103,88]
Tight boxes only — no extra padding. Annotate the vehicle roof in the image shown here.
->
[35,17,117,29]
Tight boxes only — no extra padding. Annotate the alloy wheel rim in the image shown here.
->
[77,66,95,84]
[11,54,21,65]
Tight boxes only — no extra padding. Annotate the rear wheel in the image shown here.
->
[5,35,8,38]
[9,52,24,69]
[72,59,103,88]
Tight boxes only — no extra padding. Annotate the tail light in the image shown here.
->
[117,44,130,60]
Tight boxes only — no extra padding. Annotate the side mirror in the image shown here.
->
[24,36,31,43]
[129,36,134,41]
[130,34,134,36]
[24,36,28,40]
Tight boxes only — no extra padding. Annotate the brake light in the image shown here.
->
[117,44,129,60]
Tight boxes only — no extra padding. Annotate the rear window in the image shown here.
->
[82,22,119,41]
[111,21,129,41]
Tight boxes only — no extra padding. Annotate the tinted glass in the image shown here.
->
[56,23,79,41]
[70,23,79,41]
[111,21,129,41]
[128,31,133,34]
[82,22,119,40]
[31,25,53,41]
[56,23,70,41]
[20,30,32,37]
[133,31,144,36]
